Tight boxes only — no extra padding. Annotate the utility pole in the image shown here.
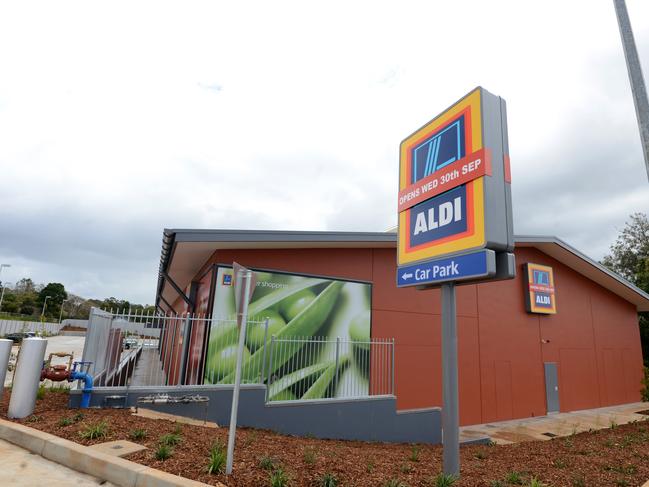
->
[613,0,649,181]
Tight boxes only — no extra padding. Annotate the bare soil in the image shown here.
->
[2,389,649,487]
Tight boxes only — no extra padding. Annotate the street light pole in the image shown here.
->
[41,296,51,320]
[0,282,13,313]
[0,264,11,286]
[59,298,70,324]
[613,0,649,181]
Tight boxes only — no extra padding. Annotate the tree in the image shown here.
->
[38,282,68,318]
[602,213,649,365]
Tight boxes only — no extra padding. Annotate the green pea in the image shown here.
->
[246,309,286,351]
[279,289,316,322]
[348,310,371,348]
[208,344,250,380]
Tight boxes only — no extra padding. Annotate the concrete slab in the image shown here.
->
[460,401,649,445]
[132,407,218,428]
[0,438,116,487]
[89,439,147,458]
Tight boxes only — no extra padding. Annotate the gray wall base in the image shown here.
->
[69,385,441,444]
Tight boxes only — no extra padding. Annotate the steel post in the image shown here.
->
[441,282,459,477]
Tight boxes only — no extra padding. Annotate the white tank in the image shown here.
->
[0,339,12,401]
[7,338,47,419]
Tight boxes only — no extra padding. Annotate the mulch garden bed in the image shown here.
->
[2,389,649,486]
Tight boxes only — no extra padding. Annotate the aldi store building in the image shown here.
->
[155,229,648,427]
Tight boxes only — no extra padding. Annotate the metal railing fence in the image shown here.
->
[265,336,394,402]
[81,308,395,403]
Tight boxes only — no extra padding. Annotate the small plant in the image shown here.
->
[259,455,276,470]
[206,441,226,475]
[528,478,546,487]
[173,423,182,435]
[367,459,375,473]
[36,385,47,400]
[58,417,73,427]
[303,446,316,465]
[155,443,172,461]
[571,476,586,487]
[610,418,618,429]
[552,458,567,468]
[604,439,615,448]
[384,480,406,487]
[79,420,108,440]
[505,471,523,485]
[130,428,147,441]
[160,432,182,446]
[409,445,420,462]
[72,412,84,422]
[320,472,339,487]
[433,473,457,487]
[269,468,289,487]
[615,480,629,487]
[475,450,487,460]
[641,366,649,401]
[400,463,412,474]
[490,481,505,487]
[26,415,42,423]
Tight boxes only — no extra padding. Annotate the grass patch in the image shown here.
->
[58,417,73,427]
[269,468,289,487]
[432,473,457,486]
[155,443,172,461]
[159,432,182,446]
[130,428,147,441]
[505,471,523,485]
[384,480,407,487]
[319,472,339,487]
[409,445,420,462]
[259,455,276,470]
[79,420,108,440]
[303,446,316,465]
[205,441,226,475]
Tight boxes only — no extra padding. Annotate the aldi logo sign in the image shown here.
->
[523,263,557,314]
[397,87,514,284]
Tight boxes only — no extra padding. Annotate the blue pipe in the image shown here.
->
[69,362,94,408]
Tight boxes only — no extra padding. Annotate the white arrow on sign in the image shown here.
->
[402,272,414,280]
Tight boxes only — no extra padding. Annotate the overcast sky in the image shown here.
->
[1,1,648,304]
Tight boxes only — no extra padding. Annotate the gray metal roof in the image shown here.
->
[156,229,649,312]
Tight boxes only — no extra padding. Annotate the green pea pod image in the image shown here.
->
[267,361,331,400]
[348,310,371,378]
[220,280,344,383]
[247,278,324,317]
[302,355,350,400]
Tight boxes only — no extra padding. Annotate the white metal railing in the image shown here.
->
[264,336,394,402]
[81,308,395,403]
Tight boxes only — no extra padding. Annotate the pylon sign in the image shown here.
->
[397,87,514,287]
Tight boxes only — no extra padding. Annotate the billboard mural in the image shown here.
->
[204,267,372,400]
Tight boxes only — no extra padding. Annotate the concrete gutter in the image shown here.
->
[0,418,224,487]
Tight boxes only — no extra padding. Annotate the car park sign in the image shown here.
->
[397,87,515,288]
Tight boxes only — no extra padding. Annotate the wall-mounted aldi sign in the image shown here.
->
[523,263,557,314]
[397,87,515,288]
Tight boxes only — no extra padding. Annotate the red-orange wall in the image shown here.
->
[178,245,643,426]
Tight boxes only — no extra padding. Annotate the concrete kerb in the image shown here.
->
[0,418,223,487]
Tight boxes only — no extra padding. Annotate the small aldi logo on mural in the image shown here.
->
[222,273,233,286]
[523,263,556,314]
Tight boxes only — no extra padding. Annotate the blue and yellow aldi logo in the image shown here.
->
[398,88,489,265]
[523,263,557,314]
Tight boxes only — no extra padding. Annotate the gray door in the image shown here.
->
[544,362,560,413]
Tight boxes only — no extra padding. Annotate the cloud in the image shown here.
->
[0,0,648,303]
